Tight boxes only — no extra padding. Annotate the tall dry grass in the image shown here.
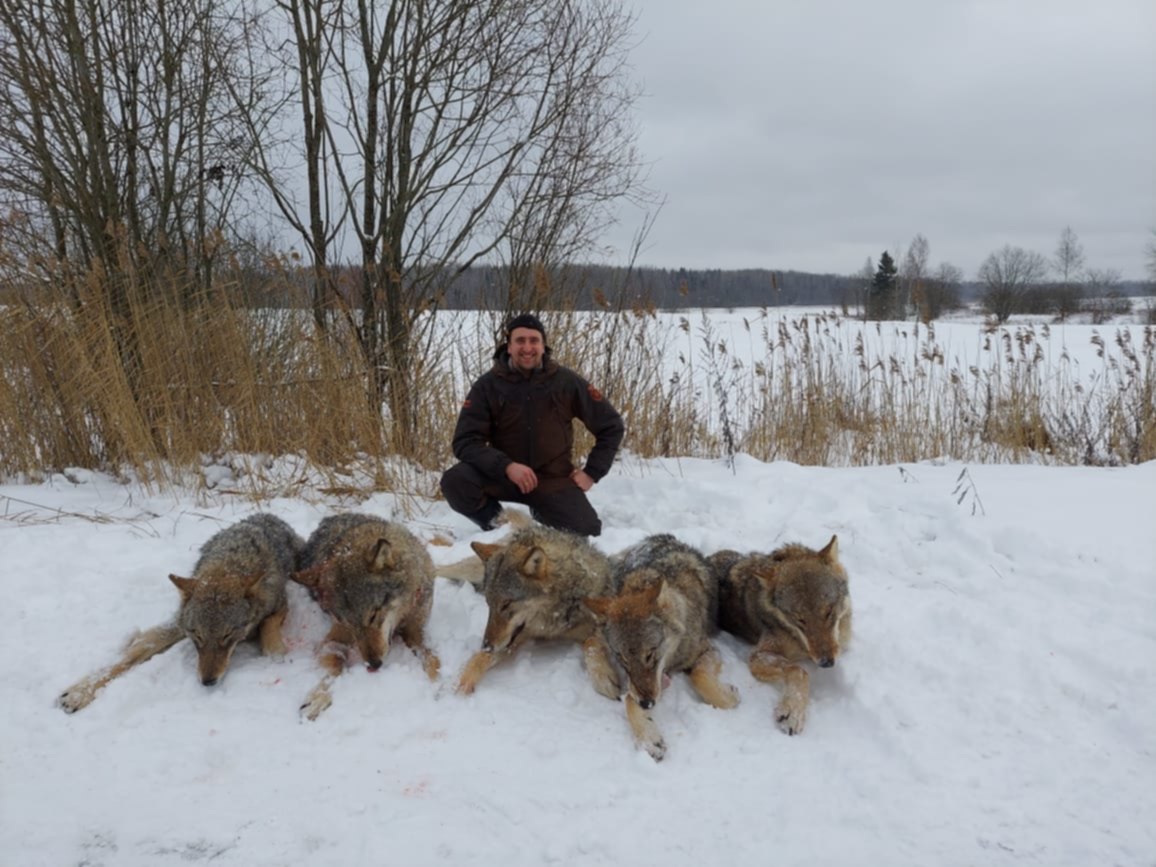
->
[0,270,452,499]
[1,271,1153,502]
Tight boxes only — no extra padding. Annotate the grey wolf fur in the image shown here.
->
[583,534,740,761]
[709,535,851,735]
[455,523,619,700]
[58,513,303,712]
[292,513,439,720]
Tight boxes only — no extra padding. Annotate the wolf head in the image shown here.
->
[170,568,268,686]
[470,538,557,652]
[293,522,417,670]
[468,525,608,652]
[761,535,851,667]
[583,570,687,709]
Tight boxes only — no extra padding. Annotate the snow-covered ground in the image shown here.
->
[3,453,1153,866]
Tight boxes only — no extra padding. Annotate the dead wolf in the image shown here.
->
[583,534,740,761]
[58,513,303,712]
[292,513,440,720]
[709,534,851,735]
[455,523,619,700]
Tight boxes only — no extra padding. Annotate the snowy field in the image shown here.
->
[2,451,1154,866]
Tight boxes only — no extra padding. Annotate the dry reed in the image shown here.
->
[1,270,1152,500]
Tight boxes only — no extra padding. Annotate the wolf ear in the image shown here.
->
[369,538,394,572]
[169,574,196,601]
[470,541,503,563]
[817,535,839,564]
[519,547,549,581]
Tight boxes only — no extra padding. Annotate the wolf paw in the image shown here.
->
[300,686,333,721]
[58,682,97,713]
[775,698,807,736]
[455,676,477,696]
[421,652,441,681]
[642,736,667,762]
[456,650,494,695]
[589,670,622,702]
[714,683,741,710]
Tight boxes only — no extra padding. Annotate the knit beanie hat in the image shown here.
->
[505,313,547,344]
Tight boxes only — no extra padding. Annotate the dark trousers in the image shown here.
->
[439,462,602,537]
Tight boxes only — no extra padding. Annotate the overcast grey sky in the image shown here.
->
[608,0,1156,280]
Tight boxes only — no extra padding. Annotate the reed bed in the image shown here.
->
[1,291,1152,501]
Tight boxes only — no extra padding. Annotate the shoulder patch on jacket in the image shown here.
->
[462,398,472,409]
[587,384,603,402]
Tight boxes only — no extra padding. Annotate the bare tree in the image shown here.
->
[0,0,275,287]
[977,245,1050,323]
[261,0,647,454]
[901,233,930,321]
[922,262,963,322]
[1053,226,1085,284]
[1081,267,1127,324]
[0,0,279,410]
[1051,226,1085,321]
[1146,229,1156,286]
[236,0,346,328]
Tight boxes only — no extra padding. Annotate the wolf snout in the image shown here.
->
[818,657,835,668]
[639,697,655,710]
[366,659,384,672]
[201,675,219,686]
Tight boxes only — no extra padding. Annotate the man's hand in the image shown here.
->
[570,468,594,492]
[505,462,538,494]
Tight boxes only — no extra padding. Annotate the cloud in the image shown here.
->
[610,0,1156,278]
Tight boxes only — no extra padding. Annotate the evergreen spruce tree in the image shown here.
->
[867,251,899,320]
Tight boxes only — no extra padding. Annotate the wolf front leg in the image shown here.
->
[581,633,621,700]
[300,623,353,721]
[58,622,186,713]
[258,600,289,656]
[456,627,533,694]
[625,694,666,761]
[748,640,810,735]
[397,615,441,681]
[456,649,498,695]
[687,647,740,709]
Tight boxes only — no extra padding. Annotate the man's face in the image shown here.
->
[508,327,545,373]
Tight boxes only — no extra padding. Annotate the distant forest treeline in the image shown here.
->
[439,265,858,309]
[429,265,1149,311]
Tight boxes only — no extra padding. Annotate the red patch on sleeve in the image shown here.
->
[587,385,603,401]
[462,399,472,409]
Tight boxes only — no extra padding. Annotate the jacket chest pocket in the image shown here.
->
[491,386,536,434]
